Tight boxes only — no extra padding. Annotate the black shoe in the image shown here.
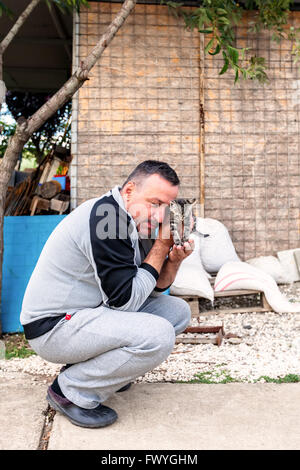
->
[47,386,118,428]
[116,382,132,393]
[59,364,73,373]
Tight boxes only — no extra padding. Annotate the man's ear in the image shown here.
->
[123,181,136,201]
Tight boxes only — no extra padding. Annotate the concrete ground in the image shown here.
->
[0,372,299,450]
[0,372,48,450]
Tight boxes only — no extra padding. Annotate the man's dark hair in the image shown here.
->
[121,160,180,189]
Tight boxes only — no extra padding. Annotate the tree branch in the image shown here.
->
[25,0,137,136]
[1,0,137,184]
[0,0,41,104]
[0,0,41,53]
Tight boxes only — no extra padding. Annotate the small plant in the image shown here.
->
[177,369,300,384]
[2,333,36,359]
[177,368,239,384]
[256,374,300,383]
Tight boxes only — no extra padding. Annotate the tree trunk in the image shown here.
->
[0,0,137,335]
[0,54,6,114]
[0,0,41,112]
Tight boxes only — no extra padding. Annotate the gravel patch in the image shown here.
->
[1,282,300,384]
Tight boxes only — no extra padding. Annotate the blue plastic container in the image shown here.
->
[52,175,66,190]
[1,216,169,333]
[2,215,67,333]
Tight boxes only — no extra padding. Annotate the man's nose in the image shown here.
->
[153,205,167,223]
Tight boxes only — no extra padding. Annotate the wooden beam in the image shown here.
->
[199,33,205,218]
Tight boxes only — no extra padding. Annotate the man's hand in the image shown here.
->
[154,239,195,291]
[156,207,173,249]
[142,210,195,283]
[168,239,195,265]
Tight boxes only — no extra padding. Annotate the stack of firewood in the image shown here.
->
[5,146,72,216]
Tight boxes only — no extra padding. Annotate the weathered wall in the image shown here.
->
[204,13,300,259]
[72,2,300,260]
[72,2,201,205]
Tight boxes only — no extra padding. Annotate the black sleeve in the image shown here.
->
[154,284,172,292]
[90,195,138,308]
[89,196,158,309]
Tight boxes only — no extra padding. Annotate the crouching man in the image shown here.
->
[20,160,194,428]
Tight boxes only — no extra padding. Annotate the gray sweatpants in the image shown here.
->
[28,295,191,408]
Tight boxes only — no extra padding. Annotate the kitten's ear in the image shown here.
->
[184,198,197,205]
[185,198,197,207]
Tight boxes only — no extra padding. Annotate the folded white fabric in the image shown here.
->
[214,261,300,313]
[170,233,214,302]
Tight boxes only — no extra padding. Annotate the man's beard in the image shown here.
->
[136,220,159,239]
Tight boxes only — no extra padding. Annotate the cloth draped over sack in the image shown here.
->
[214,261,300,314]
[170,217,300,314]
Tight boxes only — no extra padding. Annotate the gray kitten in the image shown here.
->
[169,198,197,246]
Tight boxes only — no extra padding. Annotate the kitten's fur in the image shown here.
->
[169,198,197,246]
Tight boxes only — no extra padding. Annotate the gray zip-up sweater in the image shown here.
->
[20,185,164,339]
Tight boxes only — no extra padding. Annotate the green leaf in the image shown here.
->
[166,1,184,8]
[227,45,239,65]
[205,38,214,54]
[218,16,230,25]
[209,44,221,55]
[198,29,213,34]
[219,57,229,75]
[234,69,239,83]
[0,1,13,17]
[206,9,213,22]
[50,0,90,14]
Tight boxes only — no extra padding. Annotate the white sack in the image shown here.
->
[295,250,300,276]
[170,233,214,302]
[214,261,300,314]
[277,249,300,282]
[195,217,240,273]
[246,255,293,285]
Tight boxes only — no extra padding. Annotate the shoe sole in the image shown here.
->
[116,382,132,393]
[46,392,118,428]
